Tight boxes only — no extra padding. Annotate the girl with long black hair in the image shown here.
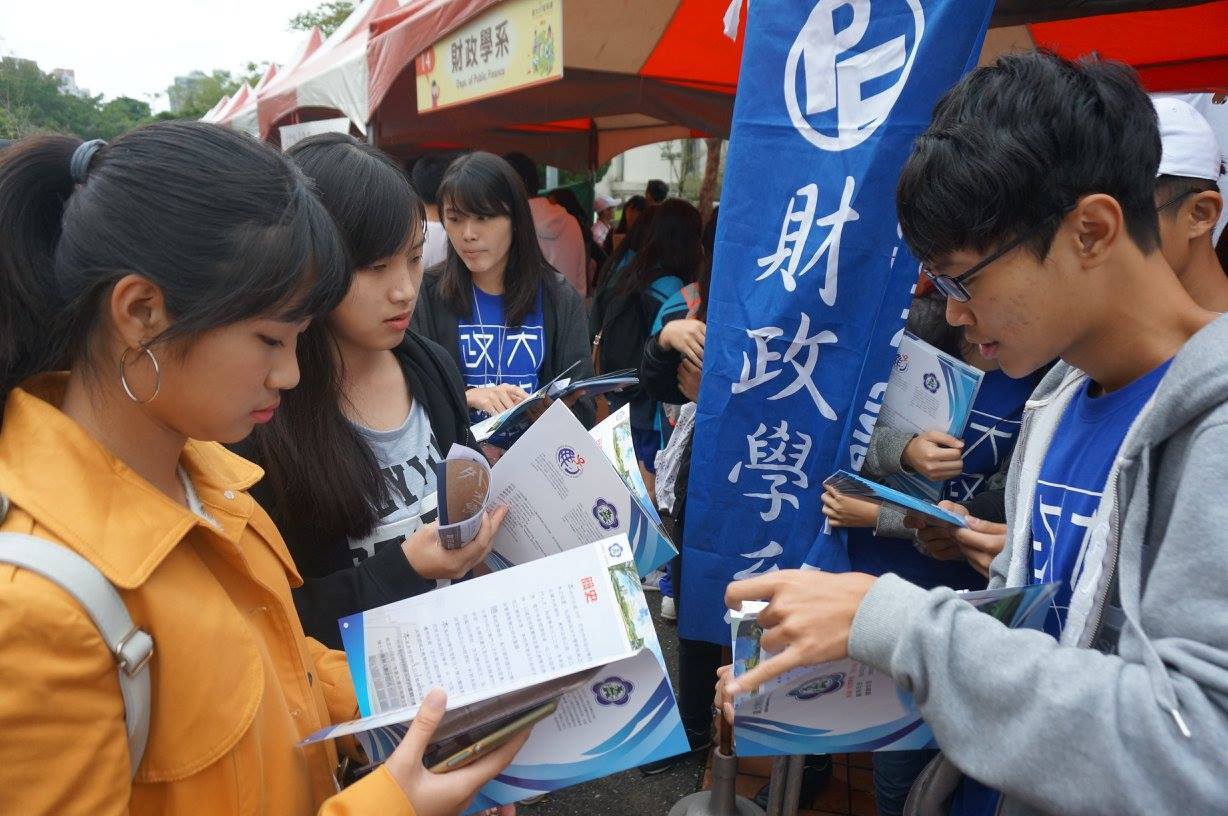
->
[241,133,503,650]
[0,123,522,814]
[411,151,595,426]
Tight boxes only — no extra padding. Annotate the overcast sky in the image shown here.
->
[1,0,314,110]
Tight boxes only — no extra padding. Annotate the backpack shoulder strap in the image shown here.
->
[0,498,152,777]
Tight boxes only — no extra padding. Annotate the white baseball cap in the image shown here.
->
[1153,97,1225,181]
[593,194,619,211]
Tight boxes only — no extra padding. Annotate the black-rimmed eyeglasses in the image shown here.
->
[922,206,1075,303]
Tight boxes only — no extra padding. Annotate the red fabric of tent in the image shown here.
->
[1029,0,1228,92]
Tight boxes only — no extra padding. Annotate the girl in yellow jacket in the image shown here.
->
[0,123,526,815]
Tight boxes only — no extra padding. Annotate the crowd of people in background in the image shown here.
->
[0,49,1226,816]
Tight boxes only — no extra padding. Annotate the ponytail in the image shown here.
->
[0,135,80,400]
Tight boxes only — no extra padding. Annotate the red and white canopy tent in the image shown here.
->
[217,63,280,136]
[252,0,1228,168]
[256,0,402,141]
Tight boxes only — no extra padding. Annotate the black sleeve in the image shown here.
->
[962,487,1007,524]
[292,546,433,650]
[432,335,481,450]
[551,279,597,427]
[640,333,689,405]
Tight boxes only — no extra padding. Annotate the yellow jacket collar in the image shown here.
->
[0,375,269,589]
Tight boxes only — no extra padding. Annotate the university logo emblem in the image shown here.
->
[922,372,940,393]
[788,672,846,700]
[557,446,585,477]
[592,498,619,530]
[785,0,925,151]
[592,676,634,706]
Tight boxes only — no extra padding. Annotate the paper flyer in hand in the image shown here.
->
[303,537,689,810]
[549,368,638,401]
[729,582,1061,756]
[471,365,640,450]
[484,400,676,577]
[880,332,984,500]
[824,470,968,528]
[434,445,491,549]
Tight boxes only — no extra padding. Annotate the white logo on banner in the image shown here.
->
[785,0,925,151]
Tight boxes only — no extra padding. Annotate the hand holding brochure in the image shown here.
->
[434,445,491,549]
[824,469,967,527]
[729,581,1060,756]
[303,537,689,809]
[879,332,984,500]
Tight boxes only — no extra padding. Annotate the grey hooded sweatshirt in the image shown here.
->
[848,313,1228,816]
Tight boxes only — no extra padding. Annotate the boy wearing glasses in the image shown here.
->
[719,52,1228,815]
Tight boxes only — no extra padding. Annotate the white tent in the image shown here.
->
[257,0,401,139]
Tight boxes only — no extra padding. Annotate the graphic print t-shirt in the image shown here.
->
[945,369,1036,504]
[1030,360,1170,637]
[348,398,441,566]
[457,285,546,417]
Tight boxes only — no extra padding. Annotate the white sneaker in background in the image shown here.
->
[660,595,677,621]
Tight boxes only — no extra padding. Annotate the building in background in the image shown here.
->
[51,68,90,99]
[598,138,725,203]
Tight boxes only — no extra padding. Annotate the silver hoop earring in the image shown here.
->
[119,346,161,404]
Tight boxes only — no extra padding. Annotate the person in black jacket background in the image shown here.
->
[411,151,595,428]
[237,134,504,649]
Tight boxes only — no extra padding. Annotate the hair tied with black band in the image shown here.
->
[69,139,106,185]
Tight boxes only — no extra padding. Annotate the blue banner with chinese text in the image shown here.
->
[681,0,994,645]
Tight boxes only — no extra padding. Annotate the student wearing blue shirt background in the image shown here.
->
[823,293,1039,816]
[411,151,595,428]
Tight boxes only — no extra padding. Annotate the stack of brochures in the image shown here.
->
[302,537,689,809]
[728,581,1060,756]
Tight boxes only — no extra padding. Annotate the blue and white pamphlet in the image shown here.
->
[302,537,689,810]
[880,332,984,500]
[483,400,676,577]
[824,469,967,528]
[472,364,638,449]
[729,581,1060,755]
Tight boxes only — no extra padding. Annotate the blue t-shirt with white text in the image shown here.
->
[953,359,1171,816]
[1030,359,1170,637]
[945,369,1035,504]
[457,285,546,418]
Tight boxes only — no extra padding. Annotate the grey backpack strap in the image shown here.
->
[0,516,153,777]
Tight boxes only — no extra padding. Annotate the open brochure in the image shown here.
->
[824,469,967,528]
[471,364,638,449]
[588,404,660,522]
[302,537,689,809]
[880,332,984,500]
[484,400,676,577]
[728,582,1060,756]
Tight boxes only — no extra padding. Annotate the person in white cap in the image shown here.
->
[1153,96,1228,311]
[591,193,619,246]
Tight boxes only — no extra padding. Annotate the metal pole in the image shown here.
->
[765,753,808,816]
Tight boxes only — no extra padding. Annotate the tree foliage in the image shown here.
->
[289,1,354,37]
[0,58,152,140]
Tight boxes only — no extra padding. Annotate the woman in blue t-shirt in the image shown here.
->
[411,151,595,427]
